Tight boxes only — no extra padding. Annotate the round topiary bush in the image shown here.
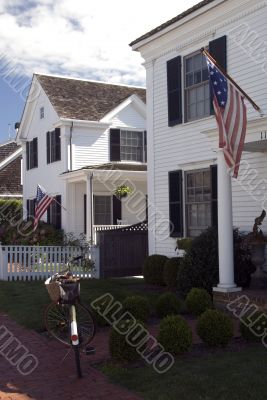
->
[163,257,181,288]
[109,326,140,362]
[240,310,263,342]
[156,292,181,318]
[197,309,234,347]
[158,315,192,354]
[123,295,150,322]
[185,288,213,316]
[143,254,169,285]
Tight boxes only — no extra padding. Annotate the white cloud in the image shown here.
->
[0,0,198,85]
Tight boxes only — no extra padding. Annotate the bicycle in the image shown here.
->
[44,254,96,378]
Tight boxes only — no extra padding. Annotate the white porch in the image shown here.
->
[60,163,147,244]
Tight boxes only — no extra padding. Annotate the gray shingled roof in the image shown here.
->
[130,0,216,47]
[0,141,22,196]
[62,162,147,175]
[36,75,146,121]
[0,141,20,163]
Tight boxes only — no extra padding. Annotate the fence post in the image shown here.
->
[92,246,100,279]
[0,242,7,281]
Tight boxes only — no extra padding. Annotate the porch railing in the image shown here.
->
[93,224,129,244]
[0,244,100,281]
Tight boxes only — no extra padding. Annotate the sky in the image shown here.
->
[0,0,198,142]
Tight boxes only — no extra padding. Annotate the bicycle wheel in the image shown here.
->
[44,302,95,347]
[73,345,82,378]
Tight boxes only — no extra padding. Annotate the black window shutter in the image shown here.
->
[26,199,30,220]
[47,204,51,224]
[33,138,38,168]
[55,128,61,161]
[209,36,227,114]
[113,195,121,224]
[169,170,183,237]
[167,56,182,126]
[144,130,147,162]
[26,142,29,170]
[110,129,121,161]
[46,132,51,164]
[210,164,218,228]
[84,194,87,234]
[55,195,62,229]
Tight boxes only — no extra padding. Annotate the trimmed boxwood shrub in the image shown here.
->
[197,309,234,347]
[156,292,181,318]
[240,310,263,342]
[143,254,169,285]
[163,257,181,288]
[185,288,213,316]
[177,227,255,296]
[158,315,192,354]
[123,295,150,322]
[109,324,142,362]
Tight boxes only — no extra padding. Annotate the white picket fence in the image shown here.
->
[0,244,100,281]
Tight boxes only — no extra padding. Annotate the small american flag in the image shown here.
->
[34,185,54,230]
[205,55,247,178]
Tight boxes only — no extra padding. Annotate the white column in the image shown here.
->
[86,175,93,243]
[214,149,241,293]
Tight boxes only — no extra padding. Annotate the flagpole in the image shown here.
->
[52,198,67,211]
[201,48,263,116]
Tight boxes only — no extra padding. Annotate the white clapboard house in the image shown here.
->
[131,0,267,292]
[17,74,147,242]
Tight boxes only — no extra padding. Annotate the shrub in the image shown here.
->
[176,238,192,252]
[163,257,181,288]
[123,295,150,322]
[197,309,234,347]
[109,323,142,362]
[240,310,263,342]
[0,199,22,225]
[156,292,181,318]
[177,227,255,296]
[185,288,213,316]
[143,254,169,285]
[158,315,192,354]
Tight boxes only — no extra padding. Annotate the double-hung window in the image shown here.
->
[26,138,38,170]
[110,129,147,163]
[47,128,61,164]
[184,52,210,122]
[47,195,62,229]
[94,196,112,225]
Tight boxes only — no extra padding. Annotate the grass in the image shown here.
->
[0,277,159,331]
[101,345,267,400]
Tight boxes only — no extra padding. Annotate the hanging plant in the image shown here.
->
[114,185,133,199]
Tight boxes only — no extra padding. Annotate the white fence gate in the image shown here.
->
[0,244,100,281]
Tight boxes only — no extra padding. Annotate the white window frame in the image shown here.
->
[40,107,44,119]
[120,130,146,163]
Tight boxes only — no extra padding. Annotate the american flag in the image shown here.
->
[34,185,54,230]
[205,55,247,178]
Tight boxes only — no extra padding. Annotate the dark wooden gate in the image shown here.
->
[98,223,148,278]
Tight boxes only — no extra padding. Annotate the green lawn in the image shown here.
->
[0,277,158,331]
[101,345,267,400]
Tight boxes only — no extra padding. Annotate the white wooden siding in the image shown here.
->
[142,0,267,257]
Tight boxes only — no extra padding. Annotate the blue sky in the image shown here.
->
[0,0,197,142]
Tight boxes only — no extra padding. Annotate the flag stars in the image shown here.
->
[214,81,218,85]
[217,91,222,95]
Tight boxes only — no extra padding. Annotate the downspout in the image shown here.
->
[69,121,73,171]
[90,173,94,243]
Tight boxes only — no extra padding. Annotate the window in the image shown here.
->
[185,169,211,237]
[26,138,38,170]
[26,199,35,220]
[40,107,44,119]
[47,195,61,229]
[47,128,61,164]
[120,130,144,162]
[94,196,112,225]
[184,52,210,122]
[110,129,147,162]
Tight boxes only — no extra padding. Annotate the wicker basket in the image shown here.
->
[45,277,80,303]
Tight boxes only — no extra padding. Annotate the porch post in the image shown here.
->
[214,149,241,293]
[86,174,93,243]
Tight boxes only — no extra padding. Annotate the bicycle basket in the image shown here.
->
[45,277,80,303]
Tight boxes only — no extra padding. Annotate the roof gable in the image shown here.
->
[36,74,146,122]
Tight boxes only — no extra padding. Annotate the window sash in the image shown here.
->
[94,196,112,225]
[120,130,146,162]
[47,130,61,164]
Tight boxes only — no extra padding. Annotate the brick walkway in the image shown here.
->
[0,314,141,400]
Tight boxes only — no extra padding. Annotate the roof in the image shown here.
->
[130,0,217,47]
[0,141,22,196]
[0,141,20,163]
[62,162,147,175]
[36,74,146,121]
